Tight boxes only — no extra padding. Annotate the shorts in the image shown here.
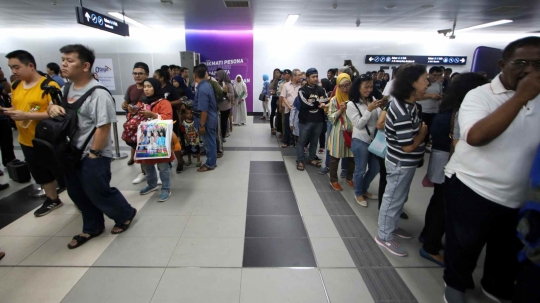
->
[20,144,60,185]
[184,145,200,155]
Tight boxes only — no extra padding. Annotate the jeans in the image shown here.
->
[284,113,291,145]
[65,157,134,234]
[297,122,323,163]
[329,156,354,183]
[195,116,217,168]
[262,99,269,118]
[141,162,171,191]
[443,175,521,300]
[270,96,278,129]
[377,160,417,241]
[421,183,445,255]
[351,139,380,197]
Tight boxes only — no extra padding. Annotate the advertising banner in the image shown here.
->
[93,58,116,91]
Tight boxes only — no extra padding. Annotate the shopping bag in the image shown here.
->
[368,129,387,158]
[135,119,173,160]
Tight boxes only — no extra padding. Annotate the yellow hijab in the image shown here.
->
[335,73,351,106]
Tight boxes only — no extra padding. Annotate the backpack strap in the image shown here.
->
[11,80,21,90]
[351,100,372,138]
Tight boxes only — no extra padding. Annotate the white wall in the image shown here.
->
[252,29,532,113]
[0,27,186,111]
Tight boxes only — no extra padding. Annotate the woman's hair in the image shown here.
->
[439,72,489,113]
[391,63,427,101]
[155,68,170,83]
[349,74,373,104]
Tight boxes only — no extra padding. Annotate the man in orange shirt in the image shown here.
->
[3,50,63,217]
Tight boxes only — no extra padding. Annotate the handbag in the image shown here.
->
[337,102,353,148]
[259,93,266,101]
[368,129,387,158]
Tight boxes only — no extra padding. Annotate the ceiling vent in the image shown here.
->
[224,1,250,8]
[486,6,525,13]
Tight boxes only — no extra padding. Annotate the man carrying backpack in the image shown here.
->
[47,44,136,249]
[3,50,63,217]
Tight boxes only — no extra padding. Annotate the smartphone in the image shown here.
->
[131,105,140,110]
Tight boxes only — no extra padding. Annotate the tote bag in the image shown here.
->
[135,119,173,160]
[368,129,387,158]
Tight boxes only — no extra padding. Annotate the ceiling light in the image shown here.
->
[455,19,513,33]
[108,12,152,29]
[385,4,397,9]
[284,14,299,27]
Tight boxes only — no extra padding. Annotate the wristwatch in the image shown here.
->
[90,149,103,157]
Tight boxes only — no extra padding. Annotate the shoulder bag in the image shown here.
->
[337,101,353,148]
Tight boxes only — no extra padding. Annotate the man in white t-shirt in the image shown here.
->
[443,37,540,303]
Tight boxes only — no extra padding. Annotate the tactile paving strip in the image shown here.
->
[304,165,418,303]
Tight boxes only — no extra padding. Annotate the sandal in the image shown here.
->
[296,162,305,171]
[217,152,223,158]
[111,208,137,235]
[281,144,289,148]
[271,128,276,135]
[67,230,104,249]
[309,160,322,168]
[127,159,135,166]
[197,164,216,172]
[185,160,192,166]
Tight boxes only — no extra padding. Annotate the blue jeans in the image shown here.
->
[141,162,171,191]
[297,122,324,163]
[65,157,134,234]
[352,139,380,197]
[377,160,417,241]
[195,116,217,168]
[284,113,291,145]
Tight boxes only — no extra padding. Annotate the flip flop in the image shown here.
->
[197,164,216,172]
[296,162,305,171]
[67,230,104,249]
[309,161,322,168]
[111,208,137,235]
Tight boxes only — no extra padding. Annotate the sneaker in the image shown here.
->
[392,227,413,239]
[157,175,162,185]
[319,167,329,175]
[444,286,466,303]
[375,236,408,257]
[340,170,346,178]
[330,182,343,191]
[355,196,368,207]
[158,190,171,202]
[34,198,63,217]
[0,183,9,191]
[318,148,324,154]
[139,185,159,195]
[176,164,183,174]
[133,173,147,184]
[345,180,354,188]
[482,286,511,303]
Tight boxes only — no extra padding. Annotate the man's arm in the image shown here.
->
[89,123,112,158]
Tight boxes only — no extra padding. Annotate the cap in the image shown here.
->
[283,69,292,75]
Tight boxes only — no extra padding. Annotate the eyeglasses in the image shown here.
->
[132,72,147,76]
[509,60,540,70]
[339,83,352,89]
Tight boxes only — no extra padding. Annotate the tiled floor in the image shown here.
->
[0,117,490,303]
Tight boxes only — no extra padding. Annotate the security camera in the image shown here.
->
[437,29,452,36]
[356,19,361,27]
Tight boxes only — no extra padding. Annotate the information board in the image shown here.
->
[75,7,129,37]
[365,55,467,65]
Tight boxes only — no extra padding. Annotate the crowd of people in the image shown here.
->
[259,36,540,303]
[0,36,539,303]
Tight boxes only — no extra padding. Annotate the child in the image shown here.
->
[181,108,201,167]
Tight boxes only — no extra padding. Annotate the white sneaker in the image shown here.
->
[133,173,147,184]
[157,174,162,185]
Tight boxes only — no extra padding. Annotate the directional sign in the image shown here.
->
[365,55,467,65]
[75,7,129,37]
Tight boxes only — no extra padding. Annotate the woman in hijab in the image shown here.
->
[216,70,234,140]
[327,73,355,191]
[260,74,271,120]
[133,78,174,202]
[233,74,248,125]
[269,68,282,134]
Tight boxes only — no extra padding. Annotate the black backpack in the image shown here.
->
[32,82,112,173]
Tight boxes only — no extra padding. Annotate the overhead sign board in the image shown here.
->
[75,7,129,37]
[365,55,467,65]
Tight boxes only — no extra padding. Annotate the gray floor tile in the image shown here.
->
[182,216,245,238]
[359,268,417,302]
[321,268,375,303]
[248,174,292,192]
[311,238,356,268]
[0,236,50,265]
[0,267,12,280]
[303,215,341,238]
[93,237,179,267]
[168,238,244,267]
[242,238,316,267]
[240,268,327,303]
[151,268,241,303]
[118,215,189,238]
[61,268,165,303]
[249,161,287,174]
[192,191,248,216]
[245,215,307,238]
[246,191,300,216]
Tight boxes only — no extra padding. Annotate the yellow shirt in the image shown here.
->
[11,77,59,147]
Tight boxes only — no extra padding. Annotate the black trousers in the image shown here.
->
[421,113,436,145]
[421,183,445,255]
[377,156,386,210]
[269,96,278,129]
[513,259,540,303]
[443,175,522,299]
[220,109,231,139]
[275,110,283,133]
[0,119,16,166]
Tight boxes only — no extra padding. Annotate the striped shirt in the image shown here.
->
[385,100,425,168]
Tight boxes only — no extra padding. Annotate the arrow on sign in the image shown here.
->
[460,58,465,63]
[369,57,374,62]
[85,12,90,22]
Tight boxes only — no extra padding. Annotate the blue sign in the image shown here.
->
[365,55,467,65]
[98,16,103,26]
[91,14,97,23]
[76,7,129,36]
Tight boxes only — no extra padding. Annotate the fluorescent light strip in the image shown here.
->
[284,14,299,27]
[455,19,513,33]
[108,12,152,29]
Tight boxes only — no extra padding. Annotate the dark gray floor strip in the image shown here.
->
[280,145,297,157]
[243,161,316,267]
[224,147,281,151]
[304,165,418,303]
[252,116,270,124]
[0,184,43,229]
